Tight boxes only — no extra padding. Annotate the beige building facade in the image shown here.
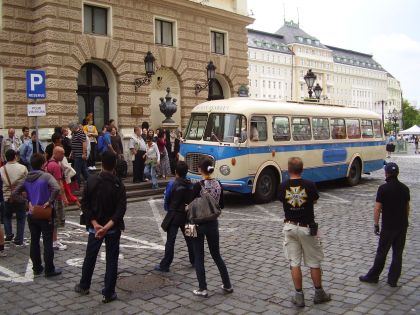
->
[0,0,252,138]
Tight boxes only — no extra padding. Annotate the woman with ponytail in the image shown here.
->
[190,157,232,297]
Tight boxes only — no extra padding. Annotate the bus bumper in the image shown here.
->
[187,174,253,194]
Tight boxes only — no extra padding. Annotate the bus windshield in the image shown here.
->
[185,113,208,140]
[203,113,247,143]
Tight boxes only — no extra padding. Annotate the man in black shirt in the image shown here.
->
[279,157,330,307]
[359,162,410,287]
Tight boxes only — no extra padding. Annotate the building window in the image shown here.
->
[211,31,225,55]
[155,19,174,46]
[84,4,108,35]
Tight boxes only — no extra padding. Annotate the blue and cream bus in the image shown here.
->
[180,98,385,203]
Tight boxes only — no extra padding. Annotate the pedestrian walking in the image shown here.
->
[359,162,410,287]
[143,136,160,189]
[279,157,331,307]
[0,149,28,246]
[69,122,90,186]
[190,157,233,298]
[19,131,45,170]
[155,161,194,272]
[75,151,127,303]
[129,127,146,183]
[1,128,22,163]
[12,153,62,277]
[414,136,419,154]
[44,146,69,251]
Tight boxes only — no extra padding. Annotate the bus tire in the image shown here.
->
[254,169,276,203]
[346,159,361,186]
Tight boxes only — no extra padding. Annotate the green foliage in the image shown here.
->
[402,99,420,129]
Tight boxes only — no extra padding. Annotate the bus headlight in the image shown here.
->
[219,165,231,176]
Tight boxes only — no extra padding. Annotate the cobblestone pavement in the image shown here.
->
[0,153,419,315]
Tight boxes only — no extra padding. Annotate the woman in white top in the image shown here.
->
[129,127,147,183]
[143,136,160,189]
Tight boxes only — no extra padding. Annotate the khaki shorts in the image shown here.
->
[54,200,65,228]
[283,222,324,268]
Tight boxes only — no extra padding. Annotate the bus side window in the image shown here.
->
[373,120,383,138]
[292,117,311,141]
[312,118,330,140]
[272,116,290,141]
[250,116,267,142]
[361,120,374,138]
[347,119,361,139]
[331,118,346,139]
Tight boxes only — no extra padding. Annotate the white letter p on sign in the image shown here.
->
[30,73,43,91]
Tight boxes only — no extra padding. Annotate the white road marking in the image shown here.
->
[255,205,279,218]
[0,260,34,283]
[148,199,167,244]
[224,210,272,219]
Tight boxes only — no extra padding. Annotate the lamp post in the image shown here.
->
[134,51,156,92]
[304,69,322,101]
[195,61,216,100]
[387,108,400,135]
[375,100,387,130]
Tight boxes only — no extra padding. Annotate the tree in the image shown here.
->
[402,99,420,129]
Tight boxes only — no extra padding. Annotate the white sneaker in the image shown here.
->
[53,241,67,251]
[92,166,97,170]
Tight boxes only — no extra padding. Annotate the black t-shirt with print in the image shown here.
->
[279,178,319,225]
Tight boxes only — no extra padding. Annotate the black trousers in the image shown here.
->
[79,230,121,298]
[87,142,96,167]
[27,216,55,273]
[133,150,145,182]
[160,223,194,269]
[366,227,407,284]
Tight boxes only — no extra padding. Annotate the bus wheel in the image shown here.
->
[346,159,361,186]
[254,169,276,203]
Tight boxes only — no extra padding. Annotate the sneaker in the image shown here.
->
[221,285,233,293]
[292,292,305,307]
[92,166,97,170]
[359,275,378,284]
[154,265,169,272]
[53,241,67,251]
[193,289,208,298]
[102,293,117,303]
[13,240,25,247]
[74,284,90,295]
[0,250,7,257]
[5,234,14,242]
[313,288,331,304]
[45,268,62,278]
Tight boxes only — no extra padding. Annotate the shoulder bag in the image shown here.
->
[32,205,53,220]
[186,183,221,224]
[3,165,19,204]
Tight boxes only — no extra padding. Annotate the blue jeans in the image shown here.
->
[4,201,27,243]
[192,220,231,290]
[160,224,194,269]
[74,157,89,185]
[79,230,121,298]
[27,216,55,273]
[144,163,157,187]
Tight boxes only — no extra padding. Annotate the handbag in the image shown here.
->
[3,164,19,204]
[186,183,221,224]
[31,205,53,220]
[184,223,198,238]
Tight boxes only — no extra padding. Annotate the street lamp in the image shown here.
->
[304,69,316,98]
[195,61,216,99]
[134,51,156,92]
[313,83,322,100]
[387,108,400,135]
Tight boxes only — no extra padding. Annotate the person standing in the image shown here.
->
[83,119,99,170]
[0,149,28,246]
[190,158,232,298]
[19,131,45,170]
[12,153,62,277]
[157,130,171,179]
[414,136,419,154]
[61,127,72,159]
[129,127,146,183]
[359,162,410,287]
[279,157,330,307]
[74,151,127,303]
[69,122,89,186]
[0,176,6,256]
[155,161,194,272]
[110,127,123,157]
[20,127,31,144]
[143,136,160,189]
[1,128,22,163]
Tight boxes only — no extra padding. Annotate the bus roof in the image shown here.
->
[192,98,382,120]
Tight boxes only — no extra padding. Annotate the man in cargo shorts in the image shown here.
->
[279,157,331,307]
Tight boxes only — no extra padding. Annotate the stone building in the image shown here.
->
[248,21,402,117]
[0,0,252,138]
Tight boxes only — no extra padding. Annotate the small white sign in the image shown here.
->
[27,104,46,117]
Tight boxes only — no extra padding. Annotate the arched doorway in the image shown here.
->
[209,79,224,100]
[77,63,109,129]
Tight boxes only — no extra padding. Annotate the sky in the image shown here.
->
[247,0,420,107]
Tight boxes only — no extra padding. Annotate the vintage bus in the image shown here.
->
[180,98,385,203]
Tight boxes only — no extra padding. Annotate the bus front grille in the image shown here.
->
[185,153,215,174]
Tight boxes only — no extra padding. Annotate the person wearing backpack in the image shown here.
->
[189,157,232,297]
[74,151,127,303]
[154,161,194,272]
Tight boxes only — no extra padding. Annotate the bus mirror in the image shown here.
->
[234,137,239,146]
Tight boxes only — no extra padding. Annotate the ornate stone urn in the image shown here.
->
[159,87,177,124]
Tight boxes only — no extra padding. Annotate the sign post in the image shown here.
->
[26,70,46,153]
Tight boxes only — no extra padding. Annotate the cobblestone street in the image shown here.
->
[0,153,419,315]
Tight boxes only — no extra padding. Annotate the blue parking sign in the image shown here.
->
[26,70,46,99]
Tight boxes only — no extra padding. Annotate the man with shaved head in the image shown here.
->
[1,128,22,163]
[45,146,69,251]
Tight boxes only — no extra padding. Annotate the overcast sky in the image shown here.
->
[247,0,420,107]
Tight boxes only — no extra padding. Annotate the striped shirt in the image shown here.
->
[71,129,86,158]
